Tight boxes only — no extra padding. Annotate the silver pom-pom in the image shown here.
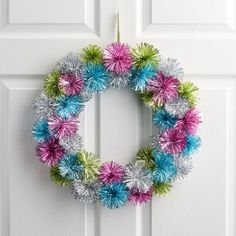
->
[59,133,83,155]
[33,93,56,119]
[71,180,100,203]
[57,52,81,74]
[174,155,193,180]
[109,72,131,89]
[124,162,153,192]
[158,57,184,80]
[165,98,190,118]
[79,89,93,103]
[151,127,161,150]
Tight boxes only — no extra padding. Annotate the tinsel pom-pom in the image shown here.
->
[78,150,100,181]
[178,81,198,107]
[32,119,51,143]
[136,147,156,170]
[59,154,83,180]
[159,128,186,154]
[79,89,93,103]
[55,95,84,119]
[129,188,153,205]
[174,155,193,179]
[152,150,177,183]
[131,64,157,91]
[109,72,131,89]
[33,93,56,119]
[175,108,201,135]
[72,180,100,203]
[44,70,64,98]
[59,74,84,95]
[82,63,109,93]
[48,115,78,139]
[36,138,65,167]
[99,161,124,184]
[99,182,129,209]
[57,52,81,74]
[124,162,153,192]
[103,42,132,74]
[182,135,201,157]
[164,98,190,118]
[50,166,72,186]
[131,43,159,68]
[81,45,103,64]
[153,108,176,131]
[139,91,160,110]
[147,73,179,105]
[59,133,83,155]
[158,57,184,80]
[152,182,172,196]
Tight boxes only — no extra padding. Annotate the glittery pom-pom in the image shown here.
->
[129,188,152,205]
[124,162,153,192]
[182,135,201,157]
[81,45,103,64]
[164,98,189,118]
[132,43,159,68]
[152,182,172,196]
[59,154,83,180]
[59,73,84,95]
[99,182,129,209]
[99,161,124,184]
[152,150,177,183]
[103,42,132,74]
[78,150,100,181]
[174,155,193,180]
[57,52,81,74]
[136,147,156,171]
[79,89,93,102]
[59,133,83,155]
[139,91,160,110]
[36,138,65,167]
[109,72,131,89]
[32,119,51,143]
[72,180,100,203]
[50,166,72,186]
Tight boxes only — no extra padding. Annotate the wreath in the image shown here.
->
[32,42,201,209]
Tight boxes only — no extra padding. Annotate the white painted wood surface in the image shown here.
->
[0,0,235,235]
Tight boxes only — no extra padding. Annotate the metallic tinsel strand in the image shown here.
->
[164,98,190,118]
[33,93,56,119]
[174,155,193,180]
[109,72,131,89]
[123,162,153,192]
[71,180,100,203]
[79,89,93,103]
[57,52,82,74]
[59,133,83,155]
[151,126,162,150]
[158,57,184,80]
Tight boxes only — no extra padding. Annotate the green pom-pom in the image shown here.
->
[153,182,172,196]
[178,81,198,107]
[139,91,160,110]
[132,43,159,68]
[50,166,72,186]
[78,150,100,181]
[80,45,103,64]
[44,70,64,99]
[137,147,156,170]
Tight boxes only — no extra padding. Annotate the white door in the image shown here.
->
[0,0,235,235]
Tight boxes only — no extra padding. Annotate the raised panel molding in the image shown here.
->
[136,0,236,37]
[0,0,100,37]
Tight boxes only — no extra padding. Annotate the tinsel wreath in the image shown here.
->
[32,41,202,209]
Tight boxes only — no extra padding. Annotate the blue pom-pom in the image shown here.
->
[82,63,109,93]
[152,150,177,183]
[56,95,84,119]
[182,135,201,157]
[131,64,156,91]
[32,119,51,143]
[153,108,176,130]
[99,182,129,209]
[59,154,83,180]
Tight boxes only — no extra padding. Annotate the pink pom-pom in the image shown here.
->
[103,42,132,74]
[129,188,153,205]
[48,115,78,139]
[36,138,65,167]
[59,74,84,95]
[159,128,186,154]
[175,108,201,135]
[147,73,179,105]
[99,161,124,184]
